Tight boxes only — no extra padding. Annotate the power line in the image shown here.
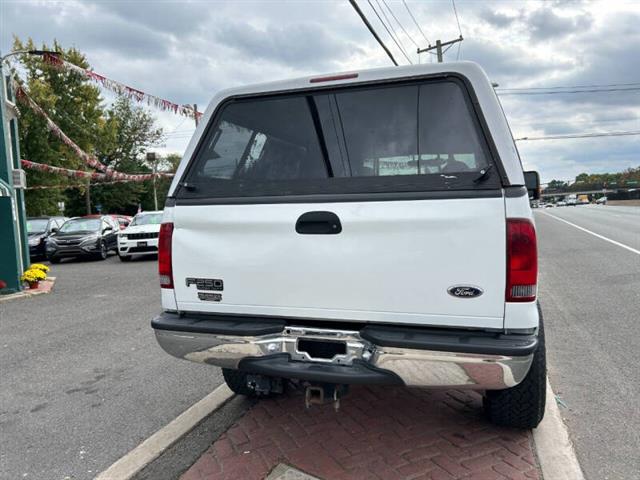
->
[402,0,429,45]
[515,130,640,141]
[381,0,420,49]
[451,0,463,37]
[498,87,640,96]
[348,0,398,66]
[369,0,413,64]
[497,81,640,92]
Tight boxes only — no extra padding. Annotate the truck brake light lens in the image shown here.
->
[506,219,537,302]
[158,222,174,289]
[309,73,358,83]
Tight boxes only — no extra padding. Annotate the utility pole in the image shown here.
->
[417,35,463,63]
[147,152,158,210]
[85,178,91,214]
[193,104,199,127]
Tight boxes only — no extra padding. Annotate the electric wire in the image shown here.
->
[498,82,640,91]
[347,0,398,66]
[451,0,463,37]
[381,0,420,49]
[402,0,430,45]
[515,131,640,141]
[370,0,413,64]
[498,87,640,96]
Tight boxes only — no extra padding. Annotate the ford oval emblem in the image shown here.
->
[448,285,484,298]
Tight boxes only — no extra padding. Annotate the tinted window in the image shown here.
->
[179,78,497,199]
[188,96,329,192]
[335,82,488,177]
[418,82,488,173]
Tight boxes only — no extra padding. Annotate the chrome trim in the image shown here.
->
[154,326,534,390]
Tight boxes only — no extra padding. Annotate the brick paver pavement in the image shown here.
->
[181,386,540,480]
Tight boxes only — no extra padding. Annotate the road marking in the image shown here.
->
[533,379,585,480]
[95,384,234,480]
[540,212,640,255]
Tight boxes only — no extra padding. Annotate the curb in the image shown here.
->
[95,384,234,480]
[94,383,234,480]
[533,379,585,480]
[0,277,56,303]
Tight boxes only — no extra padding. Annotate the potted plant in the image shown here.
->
[20,268,47,289]
[29,263,50,274]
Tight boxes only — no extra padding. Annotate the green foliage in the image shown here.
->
[13,37,179,217]
[546,167,640,192]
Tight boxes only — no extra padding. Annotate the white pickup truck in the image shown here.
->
[152,62,546,429]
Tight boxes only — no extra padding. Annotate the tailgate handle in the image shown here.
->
[296,211,342,235]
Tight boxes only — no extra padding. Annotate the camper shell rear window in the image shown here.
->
[176,77,502,200]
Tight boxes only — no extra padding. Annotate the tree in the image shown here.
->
[12,37,104,216]
[89,97,164,214]
[546,179,568,192]
[12,37,168,216]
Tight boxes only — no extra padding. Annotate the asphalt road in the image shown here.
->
[0,254,223,480]
[535,205,640,480]
[2,205,638,480]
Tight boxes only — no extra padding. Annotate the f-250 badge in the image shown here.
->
[186,277,223,291]
[448,285,483,298]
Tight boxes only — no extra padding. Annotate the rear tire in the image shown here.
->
[484,304,546,429]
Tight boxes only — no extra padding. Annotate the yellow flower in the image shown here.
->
[21,268,47,283]
[30,263,50,273]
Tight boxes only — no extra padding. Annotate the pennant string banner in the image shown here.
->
[15,86,174,181]
[16,85,111,173]
[26,179,146,190]
[42,53,202,120]
[21,159,174,183]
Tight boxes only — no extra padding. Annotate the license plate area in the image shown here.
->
[297,338,347,360]
[137,241,147,247]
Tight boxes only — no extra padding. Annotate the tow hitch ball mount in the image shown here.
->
[305,384,349,412]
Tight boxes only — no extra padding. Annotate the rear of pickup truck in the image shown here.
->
[152,62,545,428]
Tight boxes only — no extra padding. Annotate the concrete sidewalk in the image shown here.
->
[181,386,540,480]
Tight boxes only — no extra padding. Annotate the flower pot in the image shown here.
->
[28,281,39,290]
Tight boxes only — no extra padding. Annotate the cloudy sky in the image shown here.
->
[2,0,639,182]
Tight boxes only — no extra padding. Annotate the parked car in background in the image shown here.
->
[556,200,567,207]
[27,216,68,259]
[117,211,163,261]
[596,196,607,205]
[46,215,119,263]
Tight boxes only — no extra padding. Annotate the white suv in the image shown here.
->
[117,211,163,261]
[152,62,545,428]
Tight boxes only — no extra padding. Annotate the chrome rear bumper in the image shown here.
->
[154,321,536,390]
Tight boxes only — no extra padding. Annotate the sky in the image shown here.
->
[1,0,639,183]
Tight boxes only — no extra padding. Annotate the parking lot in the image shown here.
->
[1,204,638,480]
[0,256,222,480]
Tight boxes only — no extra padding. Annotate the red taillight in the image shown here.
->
[506,219,537,302]
[309,73,358,83]
[158,222,174,289]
